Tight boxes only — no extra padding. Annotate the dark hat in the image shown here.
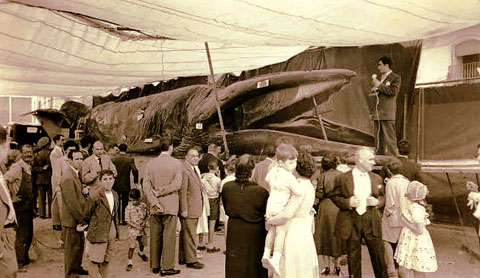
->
[37,137,50,148]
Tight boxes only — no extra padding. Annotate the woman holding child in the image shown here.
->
[267,149,319,278]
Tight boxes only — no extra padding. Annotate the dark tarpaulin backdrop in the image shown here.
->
[407,83,480,227]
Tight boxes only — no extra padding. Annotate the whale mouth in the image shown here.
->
[200,69,357,130]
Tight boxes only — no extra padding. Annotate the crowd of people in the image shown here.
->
[0,131,444,278]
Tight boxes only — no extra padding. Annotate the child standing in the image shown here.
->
[201,160,222,253]
[220,161,236,251]
[125,188,149,271]
[262,143,302,276]
[394,181,437,278]
[83,169,119,278]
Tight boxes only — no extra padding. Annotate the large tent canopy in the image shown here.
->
[1,0,480,97]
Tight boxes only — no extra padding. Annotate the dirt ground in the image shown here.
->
[16,218,480,278]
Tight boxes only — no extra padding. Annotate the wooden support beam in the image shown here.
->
[311,96,328,141]
[204,42,229,156]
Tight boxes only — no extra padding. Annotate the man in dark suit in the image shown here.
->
[397,140,423,183]
[142,137,182,276]
[371,56,401,156]
[198,143,225,179]
[61,150,88,278]
[111,144,138,225]
[178,147,204,269]
[331,147,388,278]
[252,144,276,192]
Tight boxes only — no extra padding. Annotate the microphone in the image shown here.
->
[370,74,378,95]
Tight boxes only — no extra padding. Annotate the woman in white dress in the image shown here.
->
[394,181,437,278]
[268,152,319,278]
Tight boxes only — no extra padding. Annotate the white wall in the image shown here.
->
[416,24,480,84]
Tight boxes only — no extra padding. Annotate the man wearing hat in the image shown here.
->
[33,137,52,219]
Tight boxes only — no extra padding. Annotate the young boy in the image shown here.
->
[262,143,301,276]
[125,188,149,271]
[82,169,119,278]
[201,160,222,253]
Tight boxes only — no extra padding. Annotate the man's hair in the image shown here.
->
[107,143,118,151]
[80,136,91,148]
[383,160,403,178]
[67,150,82,160]
[63,140,79,152]
[397,139,410,155]
[53,134,64,143]
[379,56,393,68]
[337,152,350,164]
[9,142,18,150]
[207,159,218,171]
[118,143,128,152]
[92,140,103,148]
[263,144,276,158]
[99,169,115,180]
[477,143,480,149]
[275,143,298,162]
[321,153,338,172]
[19,144,32,153]
[159,137,172,152]
[129,188,141,201]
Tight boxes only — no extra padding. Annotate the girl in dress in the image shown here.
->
[394,181,437,277]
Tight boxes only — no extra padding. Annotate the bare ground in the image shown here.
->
[18,218,480,278]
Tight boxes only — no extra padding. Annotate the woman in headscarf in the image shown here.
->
[221,154,269,278]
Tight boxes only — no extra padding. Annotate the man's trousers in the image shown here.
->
[149,214,177,270]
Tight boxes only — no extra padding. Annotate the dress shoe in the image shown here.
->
[334,267,341,276]
[75,268,89,275]
[152,268,160,274]
[178,259,186,265]
[320,267,330,275]
[137,252,148,262]
[197,245,206,251]
[206,247,220,253]
[186,262,204,269]
[160,269,181,276]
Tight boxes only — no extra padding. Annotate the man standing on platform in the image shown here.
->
[142,137,182,276]
[61,150,88,278]
[371,56,401,156]
[331,147,388,278]
[178,147,204,270]
[82,141,117,191]
[111,143,138,225]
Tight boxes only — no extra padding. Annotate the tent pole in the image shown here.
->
[311,97,328,141]
[402,92,407,140]
[416,88,421,162]
[204,42,229,157]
